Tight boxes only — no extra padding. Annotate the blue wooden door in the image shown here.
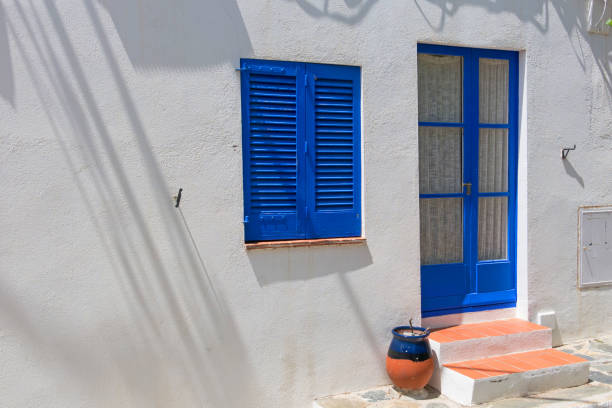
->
[418,44,518,317]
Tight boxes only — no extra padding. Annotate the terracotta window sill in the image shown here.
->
[245,237,366,250]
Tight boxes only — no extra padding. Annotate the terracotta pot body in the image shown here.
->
[386,326,434,390]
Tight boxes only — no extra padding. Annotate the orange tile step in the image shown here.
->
[444,348,587,379]
[429,318,548,343]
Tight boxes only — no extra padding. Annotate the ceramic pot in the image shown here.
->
[386,326,434,390]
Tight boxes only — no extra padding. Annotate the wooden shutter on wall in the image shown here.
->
[241,59,360,241]
[241,60,305,241]
[306,63,361,238]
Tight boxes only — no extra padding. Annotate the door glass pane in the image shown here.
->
[478,197,508,260]
[420,198,463,265]
[419,127,463,194]
[479,58,509,124]
[418,54,463,122]
[479,128,508,193]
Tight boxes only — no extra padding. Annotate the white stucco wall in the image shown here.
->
[1,1,610,407]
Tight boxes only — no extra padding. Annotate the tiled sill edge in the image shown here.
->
[245,237,366,250]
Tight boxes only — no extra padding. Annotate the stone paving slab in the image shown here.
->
[315,335,612,408]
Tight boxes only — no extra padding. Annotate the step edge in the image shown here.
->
[470,361,590,404]
[440,364,477,405]
[443,348,588,368]
[431,330,552,365]
[430,318,549,336]
[429,327,552,345]
[438,345,551,369]
[439,358,590,405]
[444,359,590,380]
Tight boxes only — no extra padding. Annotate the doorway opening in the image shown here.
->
[418,44,519,317]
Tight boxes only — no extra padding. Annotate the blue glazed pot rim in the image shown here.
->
[392,326,430,339]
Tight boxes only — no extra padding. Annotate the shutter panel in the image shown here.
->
[241,60,305,241]
[306,63,361,238]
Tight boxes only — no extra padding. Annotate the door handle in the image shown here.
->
[463,182,472,196]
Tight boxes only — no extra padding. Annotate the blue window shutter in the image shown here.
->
[305,63,361,238]
[241,60,306,241]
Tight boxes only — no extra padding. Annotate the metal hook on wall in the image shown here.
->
[561,145,576,159]
[174,188,183,208]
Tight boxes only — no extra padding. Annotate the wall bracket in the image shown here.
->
[561,145,576,159]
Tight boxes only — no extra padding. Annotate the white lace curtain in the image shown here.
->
[479,58,509,261]
[418,55,508,265]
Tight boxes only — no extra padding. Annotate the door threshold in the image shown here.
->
[421,305,516,330]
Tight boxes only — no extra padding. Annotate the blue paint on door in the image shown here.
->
[418,44,519,317]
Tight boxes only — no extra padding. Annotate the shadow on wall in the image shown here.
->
[97,0,252,69]
[414,0,551,33]
[248,244,384,370]
[291,0,380,25]
[248,244,373,286]
[0,2,14,105]
[414,0,612,94]
[2,0,257,406]
[563,158,585,188]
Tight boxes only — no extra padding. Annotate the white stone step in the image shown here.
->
[440,348,589,405]
[428,318,552,390]
[429,318,552,365]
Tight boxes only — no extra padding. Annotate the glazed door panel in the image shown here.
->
[418,45,518,317]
